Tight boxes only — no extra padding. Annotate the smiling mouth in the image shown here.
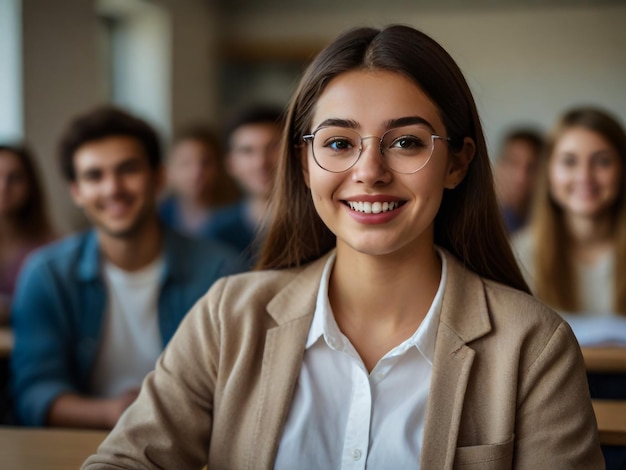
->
[344,200,405,214]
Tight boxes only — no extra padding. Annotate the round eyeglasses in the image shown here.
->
[302,125,451,174]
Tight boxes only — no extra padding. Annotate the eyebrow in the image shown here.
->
[385,116,436,133]
[313,116,437,134]
[77,155,144,177]
[314,118,359,130]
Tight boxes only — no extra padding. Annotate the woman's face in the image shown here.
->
[548,127,622,220]
[302,69,471,259]
[0,150,30,216]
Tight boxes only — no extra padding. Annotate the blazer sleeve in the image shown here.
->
[514,320,604,469]
[82,277,226,470]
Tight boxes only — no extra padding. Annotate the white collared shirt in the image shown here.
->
[274,249,447,470]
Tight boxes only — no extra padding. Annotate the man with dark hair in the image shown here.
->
[493,128,545,233]
[11,106,244,429]
[206,105,284,268]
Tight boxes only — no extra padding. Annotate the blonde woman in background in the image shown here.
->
[513,107,626,325]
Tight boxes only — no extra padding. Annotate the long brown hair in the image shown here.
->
[0,144,54,240]
[532,107,626,313]
[257,25,529,293]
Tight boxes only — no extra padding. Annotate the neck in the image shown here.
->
[183,192,212,211]
[328,242,442,372]
[564,212,614,264]
[98,218,163,271]
[565,212,613,245]
[330,243,441,327]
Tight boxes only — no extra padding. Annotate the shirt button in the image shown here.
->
[352,449,362,461]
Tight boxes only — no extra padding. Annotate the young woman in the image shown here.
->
[0,144,54,325]
[513,107,626,318]
[83,26,603,469]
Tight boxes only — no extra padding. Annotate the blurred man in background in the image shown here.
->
[11,106,243,429]
[207,105,284,268]
[494,128,545,233]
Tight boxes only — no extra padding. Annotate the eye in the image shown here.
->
[390,135,427,150]
[386,134,429,156]
[80,170,102,182]
[592,153,617,168]
[558,154,578,168]
[324,136,356,153]
[118,160,142,174]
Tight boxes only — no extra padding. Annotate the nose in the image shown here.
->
[351,137,392,184]
[102,173,124,195]
[575,161,595,183]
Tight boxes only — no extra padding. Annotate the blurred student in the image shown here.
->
[0,144,55,325]
[493,128,544,233]
[84,26,602,469]
[512,107,626,403]
[11,107,244,429]
[206,105,283,268]
[513,108,626,320]
[159,125,239,237]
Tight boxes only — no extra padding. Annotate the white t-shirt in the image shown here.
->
[274,249,446,470]
[90,256,164,398]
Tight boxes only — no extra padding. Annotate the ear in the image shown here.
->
[69,182,84,207]
[301,146,311,188]
[444,137,475,189]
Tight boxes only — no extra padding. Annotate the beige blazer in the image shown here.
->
[83,250,603,469]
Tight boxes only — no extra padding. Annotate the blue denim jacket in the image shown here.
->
[10,227,244,426]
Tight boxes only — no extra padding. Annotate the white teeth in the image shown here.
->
[347,201,400,213]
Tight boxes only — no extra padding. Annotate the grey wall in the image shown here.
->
[219,4,626,155]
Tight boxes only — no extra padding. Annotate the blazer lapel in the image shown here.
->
[248,254,331,470]
[421,250,492,470]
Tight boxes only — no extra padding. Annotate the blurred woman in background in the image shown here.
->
[0,144,55,324]
[513,107,626,324]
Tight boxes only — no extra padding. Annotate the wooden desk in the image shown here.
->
[593,400,626,446]
[0,427,108,469]
[582,347,626,373]
[0,328,13,359]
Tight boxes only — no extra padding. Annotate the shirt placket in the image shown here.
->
[340,361,372,470]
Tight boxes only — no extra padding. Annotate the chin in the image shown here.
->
[98,219,144,239]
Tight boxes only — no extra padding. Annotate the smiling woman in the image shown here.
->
[83,25,604,470]
[513,107,626,316]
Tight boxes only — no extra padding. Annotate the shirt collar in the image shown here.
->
[306,247,447,365]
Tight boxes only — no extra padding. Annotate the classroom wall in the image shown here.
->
[219,4,626,154]
[22,0,104,232]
